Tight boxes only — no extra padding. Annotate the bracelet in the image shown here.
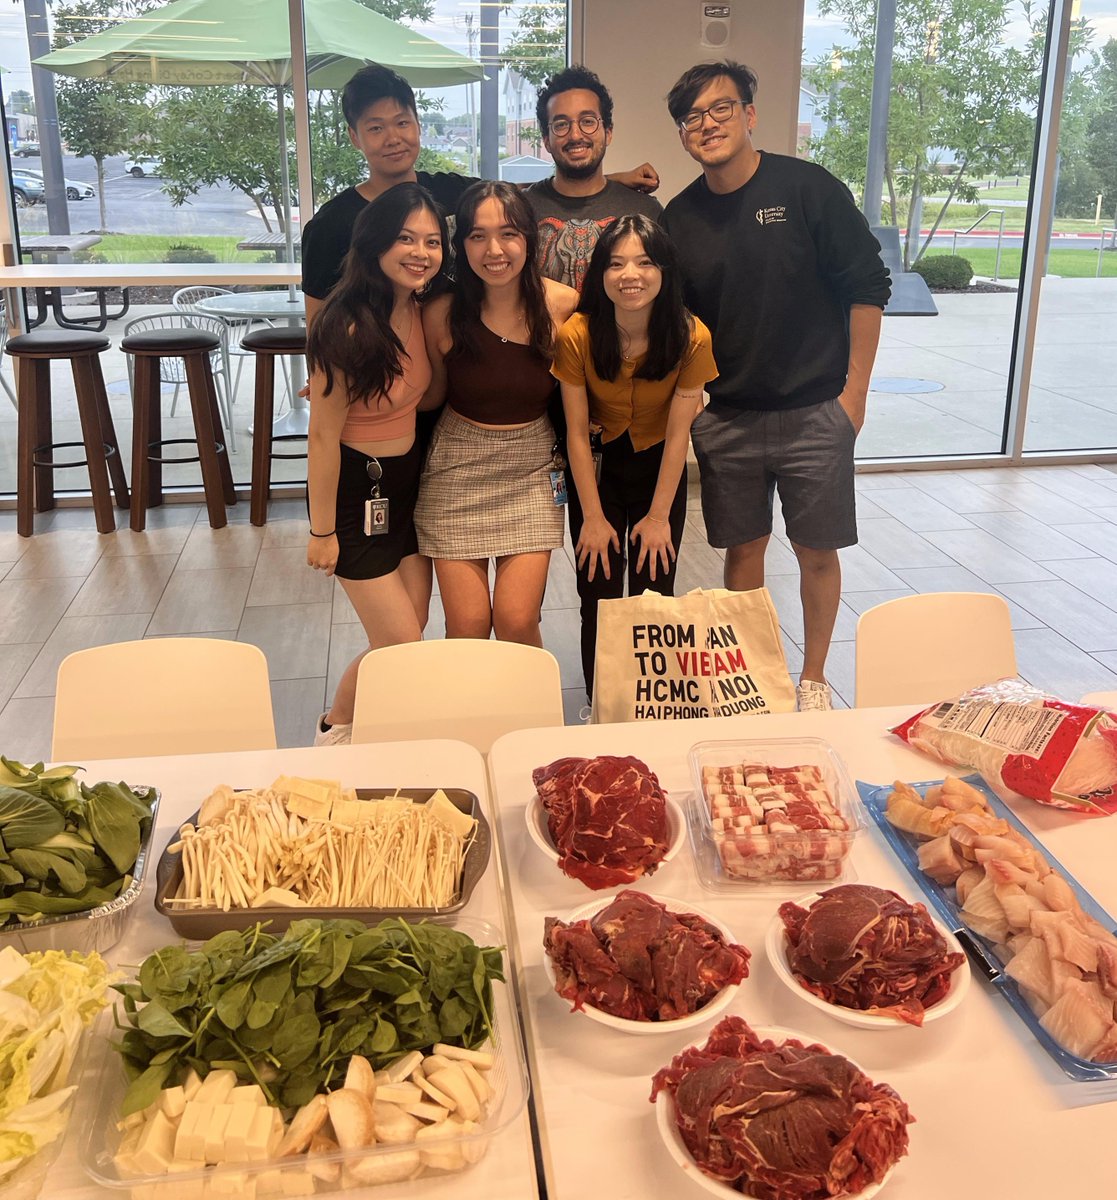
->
[309,529,336,538]
[645,515,669,525]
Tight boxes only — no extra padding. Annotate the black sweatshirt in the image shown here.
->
[663,152,891,412]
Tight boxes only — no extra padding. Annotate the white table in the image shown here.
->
[487,708,1117,1200]
[195,291,308,438]
[44,740,540,1200]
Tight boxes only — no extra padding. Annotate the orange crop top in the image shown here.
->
[339,311,431,443]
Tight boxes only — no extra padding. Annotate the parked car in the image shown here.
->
[13,141,40,157]
[10,170,45,206]
[21,169,96,201]
[124,156,162,177]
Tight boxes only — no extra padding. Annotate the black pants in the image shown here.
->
[567,432,688,698]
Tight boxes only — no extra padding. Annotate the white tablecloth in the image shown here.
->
[487,708,1117,1200]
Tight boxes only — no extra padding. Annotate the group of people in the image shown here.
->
[302,60,891,746]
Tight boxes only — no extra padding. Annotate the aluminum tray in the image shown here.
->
[77,915,529,1199]
[154,786,491,937]
[859,774,1117,1081]
[0,786,161,956]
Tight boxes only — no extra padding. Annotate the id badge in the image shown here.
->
[550,470,568,507]
[364,497,390,535]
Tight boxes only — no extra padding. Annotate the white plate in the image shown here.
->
[543,893,745,1035]
[654,1024,897,1200]
[525,791,687,879]
[765,889,971,1029]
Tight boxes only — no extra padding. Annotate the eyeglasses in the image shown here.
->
[548,114,603,138]
[678,98,745,132]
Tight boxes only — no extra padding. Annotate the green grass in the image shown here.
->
[81,234,272,264]
[922,245,1117,280]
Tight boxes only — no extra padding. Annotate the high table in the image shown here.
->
[195,290,308,439]
[43,740,540,1200]
[487,708,1117,1200]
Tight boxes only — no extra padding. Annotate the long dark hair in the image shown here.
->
[307,183,448,405]
[448,180,553,363]
[578,214,690,382]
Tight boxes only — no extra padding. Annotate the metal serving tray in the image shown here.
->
[859,774,1117,1081]
[0,787,161,956]
[153,786,491,937]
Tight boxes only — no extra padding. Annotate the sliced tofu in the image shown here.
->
[223,1102,256,1162]
[229,1084,267,1107]
[195,1068,239,1104]
[329,798,364,827]
[174,1101,211,1162]
[428,790,476,840]
[181,1068,203,1101]
[131,1110,178,1174]
[245,1106,284,1162]
[159,1085,187,1121]
[204,1104,234,1163]
[250,887,306,908]
[113,1124,144,1175]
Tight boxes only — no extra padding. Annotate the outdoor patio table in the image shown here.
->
[40,738,541,1200]
[487,706,1117,1200]
[195,289,308,437]
[236,231,296,262]
[17,234,129,332]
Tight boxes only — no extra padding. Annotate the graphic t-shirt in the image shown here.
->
[525,178,663,292]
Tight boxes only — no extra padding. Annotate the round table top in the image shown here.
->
[194,291,306,320]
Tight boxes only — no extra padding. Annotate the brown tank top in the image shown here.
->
[446,320,556,425]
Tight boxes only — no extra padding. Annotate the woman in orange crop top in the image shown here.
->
[552,214,717,700]
[305,184,447,744]
[414,181,578,646]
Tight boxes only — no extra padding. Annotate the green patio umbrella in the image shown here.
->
[33,0,484,257]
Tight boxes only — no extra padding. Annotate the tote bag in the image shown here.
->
[591,587,796,723]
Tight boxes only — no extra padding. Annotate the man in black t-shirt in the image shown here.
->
[526,66,662,292]
[663,61,890,712]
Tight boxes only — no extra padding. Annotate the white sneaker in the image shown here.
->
[314,712,352,746]
[796,679,833,712]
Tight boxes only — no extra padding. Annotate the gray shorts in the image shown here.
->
[691,398,857,550]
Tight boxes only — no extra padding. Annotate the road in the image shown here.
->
[12,153,284,237]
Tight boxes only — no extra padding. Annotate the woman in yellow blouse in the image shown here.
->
[552,214,718,699]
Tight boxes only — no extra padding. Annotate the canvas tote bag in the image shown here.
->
[591,587,796,723]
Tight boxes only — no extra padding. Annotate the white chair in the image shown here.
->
[122,311,238,452]
[855,592,1017,708]
[351,639,565,754]
[172,285,289,417]
[0,301,16,408]
[52,638,277,760]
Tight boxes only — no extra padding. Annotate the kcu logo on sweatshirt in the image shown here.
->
[755,206,787,225]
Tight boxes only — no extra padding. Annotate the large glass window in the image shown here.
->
[0,1,569,498]
[800,0,1049,460]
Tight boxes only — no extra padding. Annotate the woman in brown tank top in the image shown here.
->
[416,182,578,644]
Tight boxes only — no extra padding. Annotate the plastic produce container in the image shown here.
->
[686,739,861,892]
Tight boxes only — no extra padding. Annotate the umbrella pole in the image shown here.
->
[276,84,296,296]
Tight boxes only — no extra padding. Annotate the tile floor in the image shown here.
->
[4,460,1117,763]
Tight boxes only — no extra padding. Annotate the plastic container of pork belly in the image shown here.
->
[77,916,529,1199]
[686,739,862,894]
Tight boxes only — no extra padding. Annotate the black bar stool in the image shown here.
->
[242,325,308,526]
[122,326,236,531]
[5,329,129,537]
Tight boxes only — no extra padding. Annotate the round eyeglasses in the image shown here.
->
[548,114,603,138]
[679,98,744,132]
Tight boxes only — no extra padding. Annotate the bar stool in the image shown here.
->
[123,326,236,531]
[242,325,308,526]
[6,329,129,537]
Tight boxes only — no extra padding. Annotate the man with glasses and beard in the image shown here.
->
[527,66,663,292]
[663,61,890,713]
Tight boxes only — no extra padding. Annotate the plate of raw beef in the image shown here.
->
[542,890,750,1033]
[528,755,686,889]
[652,1016,912,1200]
[766,885,970,1029]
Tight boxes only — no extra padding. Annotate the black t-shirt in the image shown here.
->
[301,171,474,300]
[663,152,891,411]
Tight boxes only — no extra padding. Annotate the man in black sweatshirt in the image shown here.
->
[663,61,890,711]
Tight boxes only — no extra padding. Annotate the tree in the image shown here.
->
[52,1,155,231]
[806,0,1046,266]
[1086,38,1117,221]
[353,0,434,19]
[8,90,35,116]
[502,2,565,87]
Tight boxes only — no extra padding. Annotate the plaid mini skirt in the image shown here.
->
[415,407,565,559]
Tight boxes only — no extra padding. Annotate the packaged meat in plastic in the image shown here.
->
[892,679,1117,814]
